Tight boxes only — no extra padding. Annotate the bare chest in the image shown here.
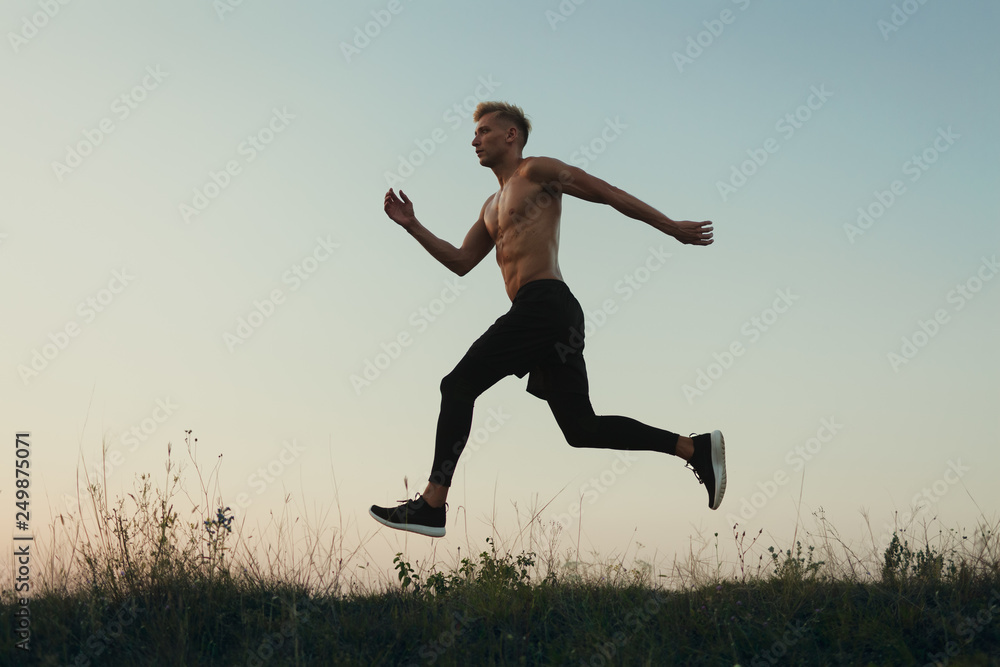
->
[483,179,561,244]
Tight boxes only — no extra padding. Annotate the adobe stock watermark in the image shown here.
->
[8,0,75,54]
[878,0,934,41]
[51,66,169,182]
[58,399,180,517]
[224,235,339,352]
[717,84,833,202]
[580,591,669,666]
[550,245,671,367]
[17,268,135,386]
[426,405,512,489]
[383,75,502,188]
[179,107,295,223]
[599,244,671,304]
[453,406,512,467]
[88,398,180,486]
[672,0,753,73]
[64,599,143,666]
[726,417,843,526]
[682,288,799,404]
[245,598,323,667]
[401,610,478,666]
[751,619,810,666]
[478,114,627,231]
[923,589,1000,667]
[545,0,590,31]
[340,0,415,63]
[214,0,252,21]
[886,254,997,372]
[873,459,971,553]
[568,117,628,170]
[231,439,307,512]
[844,126,959,244]
[548,451,640,535]
[350,277,467,395]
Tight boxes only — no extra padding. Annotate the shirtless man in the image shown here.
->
[370,102,726,538]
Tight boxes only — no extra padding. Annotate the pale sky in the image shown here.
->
[3,1,998,585]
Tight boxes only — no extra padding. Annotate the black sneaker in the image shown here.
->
[687,430,727,510]
[369,494,446,537]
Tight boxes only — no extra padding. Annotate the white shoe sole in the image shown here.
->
[710,430,727,510]
[368,507,446,538]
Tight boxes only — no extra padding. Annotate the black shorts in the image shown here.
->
[460,279,589,400]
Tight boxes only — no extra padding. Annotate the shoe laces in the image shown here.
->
[685,433,705,485]
[686,460,705,486]
[395,493,419,505]
[396,493,447,512]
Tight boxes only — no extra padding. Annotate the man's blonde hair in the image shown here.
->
[474,101,531,147]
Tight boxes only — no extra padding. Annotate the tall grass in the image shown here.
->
[2,433,999,665]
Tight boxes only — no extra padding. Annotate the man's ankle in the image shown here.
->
[421,486,448,508]
[676,436,695,461]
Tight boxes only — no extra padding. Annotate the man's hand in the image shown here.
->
[658,219,714,246]
[384,189,416,228]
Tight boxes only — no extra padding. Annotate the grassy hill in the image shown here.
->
[3,444,999,665]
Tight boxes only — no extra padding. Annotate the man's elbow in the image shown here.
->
[451,257,472,277]
[454,248,487,276]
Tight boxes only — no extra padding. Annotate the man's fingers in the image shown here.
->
[383,188,411,207]
[681,220,714,245]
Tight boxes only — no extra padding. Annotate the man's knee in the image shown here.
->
[556,412,597,448]
[550,399,599,448]
[439,372,461,397]
[440,371,477,403]
[562,425,590,448]
[561,420,600,448]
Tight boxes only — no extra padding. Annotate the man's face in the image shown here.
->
[471,112,510,167]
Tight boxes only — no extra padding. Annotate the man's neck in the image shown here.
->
[491,154,525,187]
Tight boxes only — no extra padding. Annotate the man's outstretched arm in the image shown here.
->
[383,189,494,276]
[523,157,714,246]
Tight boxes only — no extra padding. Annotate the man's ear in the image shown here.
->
[505,125,519,145]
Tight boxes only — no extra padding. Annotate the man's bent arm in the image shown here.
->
[406,216,492,276]
[384,189,494,276]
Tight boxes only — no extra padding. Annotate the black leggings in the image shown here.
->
[428,280,679,487]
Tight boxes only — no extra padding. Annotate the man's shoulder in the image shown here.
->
[518,156,573,184]
[519,155,558,171]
